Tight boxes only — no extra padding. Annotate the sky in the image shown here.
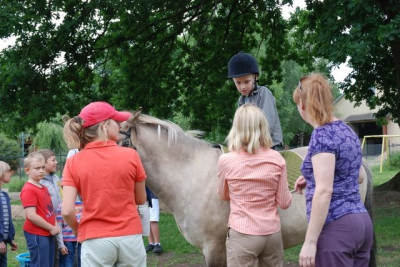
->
[0,0,351,82]
[0,36,15,51]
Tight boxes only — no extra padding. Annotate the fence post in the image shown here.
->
[20,132,24,180]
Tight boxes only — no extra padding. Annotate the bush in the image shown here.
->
[0,132,21,171]
[8,178,26,192]
[386,150,400,170]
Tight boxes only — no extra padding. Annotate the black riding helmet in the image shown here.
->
[227,52,259,78]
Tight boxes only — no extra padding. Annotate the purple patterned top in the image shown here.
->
[301,120,367,225]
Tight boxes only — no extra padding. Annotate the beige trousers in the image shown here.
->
[81,234,146,267]
[226,228,284,267]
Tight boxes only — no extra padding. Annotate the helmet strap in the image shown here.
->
[254,75,259,90]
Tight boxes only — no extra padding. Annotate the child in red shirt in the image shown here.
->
[20,152,60,267]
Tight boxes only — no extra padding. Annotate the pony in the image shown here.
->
[119,110,375,267]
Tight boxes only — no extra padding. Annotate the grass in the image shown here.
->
[7,213,205,267]
[371,165,398,186]
[283,204,400,266]
[7,205,400,266]
[8,219,25,267]
[283,167,400,266]
[10,200,21,205]
[6,168,400,266]
[374,206,400,266]
[144,214,205,267]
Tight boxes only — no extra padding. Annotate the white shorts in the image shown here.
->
[138,202,150,236]
[149,199,160,222]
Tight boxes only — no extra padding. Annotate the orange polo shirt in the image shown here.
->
[218,148,292,235]
[62,141,146,242]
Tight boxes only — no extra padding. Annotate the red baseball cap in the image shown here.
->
[79,101,131,128]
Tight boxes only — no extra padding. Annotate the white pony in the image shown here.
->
[119,110,375,267]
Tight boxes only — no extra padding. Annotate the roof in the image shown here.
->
[344,113,376,123]
[333,94,345,105]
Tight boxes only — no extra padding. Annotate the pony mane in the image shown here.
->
[135,114,211,148]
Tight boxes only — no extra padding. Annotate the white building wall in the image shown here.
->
[334,95,400,152]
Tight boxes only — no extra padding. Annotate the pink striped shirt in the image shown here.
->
[217,148,292,235]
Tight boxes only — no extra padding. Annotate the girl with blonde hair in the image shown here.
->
[62,101,147,267]
[0,161,17,266]
[218,104,292,267]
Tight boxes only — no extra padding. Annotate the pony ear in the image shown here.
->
[129,107,142,124]
[62,115,70,124]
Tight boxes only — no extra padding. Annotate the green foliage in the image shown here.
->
[31,121,67,154]
[290,1,400,126]
[0,0,291,138]
[387,151,400,170]
[2,0,398,144]
[169,112,192,132]
[376,117,389,126]
[0,132,21,170]
[204,125,230,145]
[8,179,26,193]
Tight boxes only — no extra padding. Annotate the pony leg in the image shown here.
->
[202,240,228,267]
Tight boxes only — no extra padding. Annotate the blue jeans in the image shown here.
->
[24,231,55,267]
[59,241,81,267]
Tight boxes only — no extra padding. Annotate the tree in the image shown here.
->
[290,0,400,206]
[30,118,68,154]
[0,132,21,170]
[291,0,400,126]
[270,58,340,147]
[29,114,67,153]
[0,0,293,138]
[272,60,312,146]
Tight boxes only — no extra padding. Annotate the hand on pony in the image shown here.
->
[294,176,306,194]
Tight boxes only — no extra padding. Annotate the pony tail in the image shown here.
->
[306,75,334,126]
[63,116,85,150]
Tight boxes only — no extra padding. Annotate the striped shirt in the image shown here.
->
[56,201,83,242]
[0,191,9,239]
[218,148,292,235]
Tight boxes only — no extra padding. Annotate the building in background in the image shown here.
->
[334,94,400,156]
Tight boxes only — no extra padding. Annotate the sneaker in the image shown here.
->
[145,244,154,253]
[153,244,162,254]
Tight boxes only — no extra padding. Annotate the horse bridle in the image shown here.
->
[119,127,137,150]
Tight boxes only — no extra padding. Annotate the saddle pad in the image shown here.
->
[217,144,306,190]
[279,150,304,190]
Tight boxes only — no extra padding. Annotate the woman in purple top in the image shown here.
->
[293,74,373,267]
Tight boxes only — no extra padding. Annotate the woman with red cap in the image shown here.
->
[62,102,147,267]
